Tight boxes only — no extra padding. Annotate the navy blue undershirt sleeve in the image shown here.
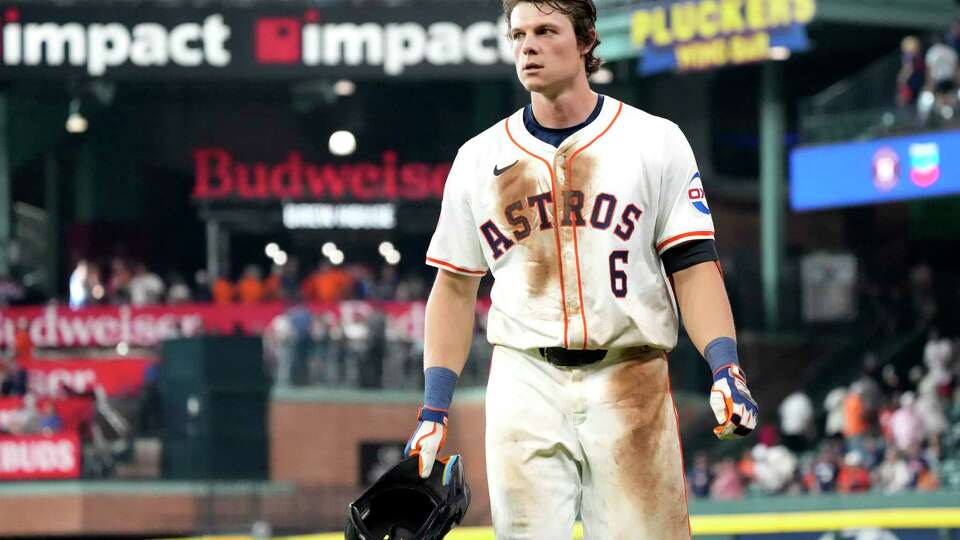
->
[661,239,719,275]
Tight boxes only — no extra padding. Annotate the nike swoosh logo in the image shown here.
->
[493,160,519,176]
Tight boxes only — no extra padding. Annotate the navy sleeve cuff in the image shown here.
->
[661,239,719,275]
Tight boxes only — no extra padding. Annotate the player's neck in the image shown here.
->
[529,78,597,129]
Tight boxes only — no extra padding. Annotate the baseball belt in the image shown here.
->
[538,347,607,367]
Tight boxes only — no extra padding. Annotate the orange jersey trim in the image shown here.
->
[505,119,571,348]
[566,101,624,349]
[426,257,487,276]
[656,230,715,253]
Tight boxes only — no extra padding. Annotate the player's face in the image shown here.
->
[509,3,589,96]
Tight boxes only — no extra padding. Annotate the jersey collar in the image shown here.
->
[507,94,621,161]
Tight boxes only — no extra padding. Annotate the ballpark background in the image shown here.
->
[1,0,960,538]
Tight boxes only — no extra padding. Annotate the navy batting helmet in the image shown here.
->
[345,454,470,540]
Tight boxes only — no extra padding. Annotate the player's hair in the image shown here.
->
[502,0,603,75]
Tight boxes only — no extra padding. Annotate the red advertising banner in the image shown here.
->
[0,433,82,480]
[19,358,154,398]
[0,397,95,432]
[192,149,452,202]
[0,301,436,349]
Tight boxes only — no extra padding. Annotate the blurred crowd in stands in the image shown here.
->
[63,256,433,309]
[689,330,960,499]
[897,21,960,126]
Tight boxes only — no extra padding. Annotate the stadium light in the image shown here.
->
[322,242,337,256]
[590,67,614,85]
[378,241,395,257]
[769,47,791,61]
[333,79,356,96]
[273,250,288,266]
[385,250,401,266]
[330,250,345,265]
[265,242,280,257]
[65,98,88,133]
[329,130,357,156]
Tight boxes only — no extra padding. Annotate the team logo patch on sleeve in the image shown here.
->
[687,172,710,215]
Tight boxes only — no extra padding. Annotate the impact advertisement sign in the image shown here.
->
[0,3,513,79]
[630,0,816,75]
[790,129,960,211]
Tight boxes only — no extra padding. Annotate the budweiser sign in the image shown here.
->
[192,149,452,202]
[0,434,81,479]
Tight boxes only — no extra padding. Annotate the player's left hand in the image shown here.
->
[709,364,758,440]
[404,406,448,478]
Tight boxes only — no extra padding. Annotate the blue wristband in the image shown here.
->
[424,367,458,411]
[704,337,739,375]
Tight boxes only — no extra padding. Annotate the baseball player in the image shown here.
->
[405,0,759,538]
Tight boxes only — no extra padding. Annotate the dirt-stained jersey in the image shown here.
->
[425,96,715,351]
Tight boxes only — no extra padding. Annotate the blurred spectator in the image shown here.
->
[807,445,840,493]
[948,20,960,54]
[193,270,213,303]
[373,266,400,301]
[128,263,165,306]
[166,273,192,304]
[837,451,872,493]
[688,452,712,498]
[264,264,283,301]
[212,273,235,304]
[875,447,911,493]
[897,36,926,111]
[923,329,953,392]
[0,269,25,306]
[107,257,132,303]
[37,401,63,435]
[13,318,32,361]
[824,386,847,437]
[237,265,265,304]
[890,391,924,451]
[287,297,315,385]
[842,384,867,440]
[0,358,28,396]
[925,33,959,118]
[779,390,814,452]
[68,259,94,309]
[916,376,947,450]
[751,444,798,494]
[279,259,301,301]
[10,393,41,434]
[710,458,745,500]
[304,262,354,303]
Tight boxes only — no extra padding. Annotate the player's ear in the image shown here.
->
[579,29,597,56]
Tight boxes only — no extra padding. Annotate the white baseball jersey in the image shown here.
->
[426,96,715,352]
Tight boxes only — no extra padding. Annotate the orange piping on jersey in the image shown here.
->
[426,257,487,276]
[505,118,570,348]
[666,359,693,540]
[656,230,715,253]
[566,100,624,349]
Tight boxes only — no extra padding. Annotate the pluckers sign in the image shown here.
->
[191,148,452,203]
[0,3,513,79]
[631,0,816,75]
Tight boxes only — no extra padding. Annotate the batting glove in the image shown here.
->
[404,406,448,479]
[709,364,759,440]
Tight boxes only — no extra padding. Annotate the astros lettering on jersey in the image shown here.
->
[426,96,715,351]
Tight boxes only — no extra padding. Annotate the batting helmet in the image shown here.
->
[345,454,470,540]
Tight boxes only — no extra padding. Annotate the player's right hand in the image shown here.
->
[404,406,448,478]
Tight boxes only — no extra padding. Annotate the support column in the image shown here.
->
[760,62,786,330]
[45,152,61,296]
[206,220,221,280]
[0,94,10,275]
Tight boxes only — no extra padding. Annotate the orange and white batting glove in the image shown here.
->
[404,406,448,478]
[710,364,759,440]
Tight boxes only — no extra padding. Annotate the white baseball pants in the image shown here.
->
[485,345,691,540]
